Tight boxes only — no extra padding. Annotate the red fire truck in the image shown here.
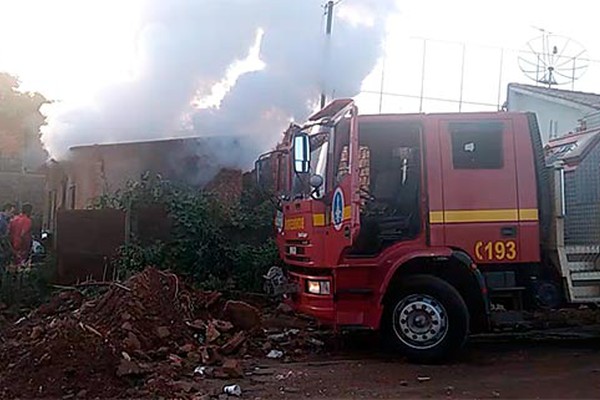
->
[256,99,600,362]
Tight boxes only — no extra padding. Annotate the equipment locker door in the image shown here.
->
[437,118,521,264]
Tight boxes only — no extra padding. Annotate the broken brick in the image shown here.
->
[30,326,44,340]
[199,346,222,366]
[205,321,221,343]
[187,351,201,364]
[169,354,184,367]
[187,319,205,331]
[180,343,195,353]
[123,332,141,352]
[116,359,146,377]
[222,359,243,378]
[205,292,222,309]
[212,319,234,333]
[223,300,261,330]
[156,326,171,339]
[121,321,133,331]
[220,331,246,355]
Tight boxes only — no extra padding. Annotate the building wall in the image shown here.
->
[507,90,594,144]
[0,126,23,159]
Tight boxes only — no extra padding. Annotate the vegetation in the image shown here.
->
[0,259,55,309]
[94,172,280,292]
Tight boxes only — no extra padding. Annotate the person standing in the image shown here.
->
[0,203,15,267]
[8,203,33,265]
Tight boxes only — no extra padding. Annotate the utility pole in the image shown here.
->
[378,49,386,113]
[320,0,334,109]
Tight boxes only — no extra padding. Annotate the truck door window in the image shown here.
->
[450,122,504,169]
[333,121,351,184]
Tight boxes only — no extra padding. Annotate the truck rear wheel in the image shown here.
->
[382,275,469,363]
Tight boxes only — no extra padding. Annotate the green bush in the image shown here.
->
[0,258,55,308]
[96,172,279,292]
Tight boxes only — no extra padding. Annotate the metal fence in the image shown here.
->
[357,37,600,115]
[564,142,600,246]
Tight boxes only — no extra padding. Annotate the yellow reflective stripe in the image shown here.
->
[311,206,351,227]
[445,209,518,223]
[343,206,351,220]
[429,211,445,224]
[518,208,539,221]
[429,208,539,224]
[284,217,304,230]
[313,214,325,227]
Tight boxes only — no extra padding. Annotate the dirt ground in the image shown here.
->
[243,337,600,399]
[4,269,600,399]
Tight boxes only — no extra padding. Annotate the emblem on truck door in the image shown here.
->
[332,187,344,231]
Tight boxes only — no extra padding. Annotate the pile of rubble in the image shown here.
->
[0,267,329,399]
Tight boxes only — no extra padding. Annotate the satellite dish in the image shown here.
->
[518,32,588,87]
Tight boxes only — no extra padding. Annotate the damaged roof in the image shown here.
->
[545,128,600,168]
[68,135,243,151]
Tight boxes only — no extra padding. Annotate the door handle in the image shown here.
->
[500,226,517,238]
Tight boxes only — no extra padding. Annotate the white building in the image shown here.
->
[506,83,600,144]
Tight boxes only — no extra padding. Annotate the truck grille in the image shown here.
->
[284,239,312,263]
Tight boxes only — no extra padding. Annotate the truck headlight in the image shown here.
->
[306,280,331,295]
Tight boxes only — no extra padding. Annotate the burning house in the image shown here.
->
[44,135,257,231]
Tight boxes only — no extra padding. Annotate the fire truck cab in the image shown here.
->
[256,99,596,362]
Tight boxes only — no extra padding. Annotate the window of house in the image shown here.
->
[450,121,504,169]
[68,185,76,209]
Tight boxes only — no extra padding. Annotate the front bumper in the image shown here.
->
[286,269,382,329]
[287,271,336,324]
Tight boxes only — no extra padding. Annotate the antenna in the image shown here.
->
[518,30,589,89]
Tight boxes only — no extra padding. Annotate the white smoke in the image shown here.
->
[42,0,398,166]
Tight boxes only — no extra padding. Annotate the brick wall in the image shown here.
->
[0,127,23,159]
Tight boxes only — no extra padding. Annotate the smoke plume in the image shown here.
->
[42,0,397,168]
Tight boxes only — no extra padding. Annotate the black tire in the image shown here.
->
[382,274,469,363]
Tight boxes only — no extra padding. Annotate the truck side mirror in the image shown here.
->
[293,133,311,174]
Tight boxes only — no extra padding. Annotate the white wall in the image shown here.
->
[506,90,593,144]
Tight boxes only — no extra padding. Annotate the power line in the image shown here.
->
[361,89,499,109]
[410,36,600,64]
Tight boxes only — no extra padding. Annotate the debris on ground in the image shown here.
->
[0,267,330,399]
[267,349,284,359]
[223,384,242,396]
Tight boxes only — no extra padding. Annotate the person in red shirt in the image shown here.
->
[8,203,33,265]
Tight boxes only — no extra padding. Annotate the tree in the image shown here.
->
[0,73,49,172]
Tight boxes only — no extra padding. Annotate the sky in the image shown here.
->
[356,0,600,113]
[0,0,599,152]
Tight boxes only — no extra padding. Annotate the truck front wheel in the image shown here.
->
[382,275,469,363]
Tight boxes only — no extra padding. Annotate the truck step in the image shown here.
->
[570,271,600,286]
[567,295,600,303]
[566,245,600,256]
[567,261,599,273]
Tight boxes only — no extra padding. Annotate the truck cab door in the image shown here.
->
[437,118,521,264]
[310,99,361,266]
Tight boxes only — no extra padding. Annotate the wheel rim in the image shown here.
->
[392,294,448,350]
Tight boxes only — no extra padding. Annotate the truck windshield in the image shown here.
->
[291,127,330,199]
